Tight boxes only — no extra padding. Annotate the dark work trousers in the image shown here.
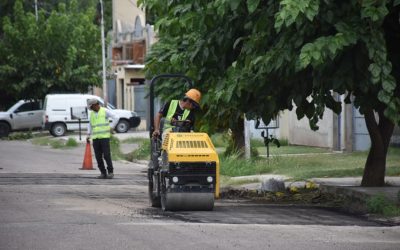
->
[92,138,114,175]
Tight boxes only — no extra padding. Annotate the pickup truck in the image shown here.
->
[0,100,44,138]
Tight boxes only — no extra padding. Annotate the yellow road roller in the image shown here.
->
[148,74,220,211]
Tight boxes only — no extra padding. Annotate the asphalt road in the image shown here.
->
[0,139,399,250]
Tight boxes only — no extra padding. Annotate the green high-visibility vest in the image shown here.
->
[90,107,110,139]
[163,100,190,130]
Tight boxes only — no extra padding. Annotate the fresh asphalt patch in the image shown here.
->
[0,173,147,185]
[160,200,382,227]
[0,172,385,227]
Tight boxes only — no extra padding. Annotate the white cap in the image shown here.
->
[87,98,99,108]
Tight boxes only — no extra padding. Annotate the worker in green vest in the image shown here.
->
[87,98,118,179]
[152,89,201,139]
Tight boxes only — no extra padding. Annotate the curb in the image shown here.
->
[319,184,400,225]
[319,185,370,214]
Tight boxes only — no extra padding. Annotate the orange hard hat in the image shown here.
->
[185,89,201,106]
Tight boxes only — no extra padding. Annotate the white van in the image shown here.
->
[43,94,140,137]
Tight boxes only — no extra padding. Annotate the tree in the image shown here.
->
[140,0,400,186]
[0,0,102,108]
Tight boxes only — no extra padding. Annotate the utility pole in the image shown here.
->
[244,114,251,159]
[34,0,38,21]
[100,0,107,106]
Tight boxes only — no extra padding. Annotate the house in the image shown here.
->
[110,0,155,131]
[94,0,154,131]
[249,94,400,152]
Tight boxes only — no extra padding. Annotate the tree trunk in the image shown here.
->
[361,109,394,187]
[232,116,245,155]
[225,116,245,156]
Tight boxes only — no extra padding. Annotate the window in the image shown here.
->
[16,102,37,113]
[134,16,143,38]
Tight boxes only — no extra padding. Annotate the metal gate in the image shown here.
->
[132,85,146,118]
[353,106,370,151]
[132,84,163,131]
[107,79,116,107]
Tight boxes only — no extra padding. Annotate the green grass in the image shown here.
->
[110,136,124,160]
[121,137,147,144]
[125,140,151,161]
[3,131,33,140]
[31,137,79,149]
[250,138,289,147]
[104,133,400,182]
[220,147,400,180]
[257,145,331,155]
[110,136,151,161]
[65,138,78,147]
[118,134,400,182]
[220,154,273,176]
[119,133,400,181]
[220,176,260,186]
[366,194,400,217]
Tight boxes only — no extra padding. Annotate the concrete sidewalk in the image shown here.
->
[312,177,400,224]
[312,177,400,204]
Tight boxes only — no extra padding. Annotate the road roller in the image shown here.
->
[147,74,220,211]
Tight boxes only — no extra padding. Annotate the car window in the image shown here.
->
[31,102,41,110]
[16,103,33,112]
[107,103,116,109]
[15,102,41,112]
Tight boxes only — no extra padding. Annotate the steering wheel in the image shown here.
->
[171,119,191,132]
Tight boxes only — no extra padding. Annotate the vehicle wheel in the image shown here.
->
[148,162,161,207]
[51,123,66,137]
[0,122,10,138]
[115,119,129,133]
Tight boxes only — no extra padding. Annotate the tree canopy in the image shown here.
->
[140,0,400,186]
[0,0,104,108]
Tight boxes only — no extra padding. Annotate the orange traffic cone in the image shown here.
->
[80,141,94,170]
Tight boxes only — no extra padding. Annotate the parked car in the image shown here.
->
[0,100,44,137]
[43,94,141,137]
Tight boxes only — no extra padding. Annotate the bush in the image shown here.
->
[65,138,78,147]
[211,133,229,147]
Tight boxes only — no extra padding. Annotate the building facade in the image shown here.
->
[109,0,154,130]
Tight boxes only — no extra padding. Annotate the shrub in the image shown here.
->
[211,133,229,147]
[65,138,78,147]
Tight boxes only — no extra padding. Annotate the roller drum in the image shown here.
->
[162,192,214,211]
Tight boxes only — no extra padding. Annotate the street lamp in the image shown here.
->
[99,0,107,106]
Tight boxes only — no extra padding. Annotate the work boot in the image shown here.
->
[107,173,114,179]
[97,173,107,179]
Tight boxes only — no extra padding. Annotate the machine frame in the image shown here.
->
[147,74,219,211]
